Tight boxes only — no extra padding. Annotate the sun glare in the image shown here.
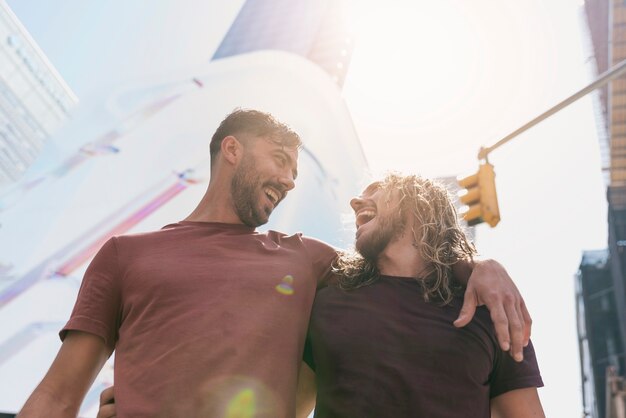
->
[344,2,484,121]
[341,0,559,175]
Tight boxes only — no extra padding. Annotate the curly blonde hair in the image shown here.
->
[334,173,477,305]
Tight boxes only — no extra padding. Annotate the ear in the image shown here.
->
[220,135,243,166]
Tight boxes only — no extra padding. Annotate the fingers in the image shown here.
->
[504,299,524,362]
[463,258,531,361]
[487,301,511,353]
[99,386,114,406]
[96,403,116,418]
[453,286,478,328]
[520,300,532,347]
[97,386,116,418]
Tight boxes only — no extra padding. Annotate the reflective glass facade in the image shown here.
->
[0,4,76,187]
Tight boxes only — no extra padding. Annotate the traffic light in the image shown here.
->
[457,163,500,227]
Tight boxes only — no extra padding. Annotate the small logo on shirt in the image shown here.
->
[275,275,295,295]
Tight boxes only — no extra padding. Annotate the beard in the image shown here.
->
[355,210,405,261]
[230,153,273,227]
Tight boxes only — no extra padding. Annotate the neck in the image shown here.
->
[184,179,244,224]
[376,228,426,278]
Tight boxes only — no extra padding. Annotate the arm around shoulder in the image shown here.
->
[491,387,545,418]
[17,331,112,418]
[454,258,532,362]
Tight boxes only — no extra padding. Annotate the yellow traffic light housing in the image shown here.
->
[457,163,500,227]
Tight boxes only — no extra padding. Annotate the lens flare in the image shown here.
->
[275,274,294,295]
[226,388,256,418]
[197,375,279,417]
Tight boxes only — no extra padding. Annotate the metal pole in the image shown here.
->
[478,57,626,160]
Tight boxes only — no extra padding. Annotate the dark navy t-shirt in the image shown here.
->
[305,275,543,418]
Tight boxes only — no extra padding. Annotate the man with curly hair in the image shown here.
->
[300,173,545,417]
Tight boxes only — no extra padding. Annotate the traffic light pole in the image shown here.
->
[477,57,626,161]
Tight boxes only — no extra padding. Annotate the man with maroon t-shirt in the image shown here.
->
[301,174,544,417]
[18,110,532,418]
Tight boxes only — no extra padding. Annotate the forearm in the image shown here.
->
[18,331,111,417]
[18,384,81,418]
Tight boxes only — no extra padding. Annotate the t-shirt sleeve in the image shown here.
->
[489,340,544,398]
[301,236,338,286]
[59,237,122,350]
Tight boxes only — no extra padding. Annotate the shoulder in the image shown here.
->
[301,234,339,255]
[113,223,187,245]
[99,224,189,264]
[265,230,338,253]
[266,231,338,281]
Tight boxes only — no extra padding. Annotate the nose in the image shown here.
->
[278,174,295,193]
[350,196,363,213]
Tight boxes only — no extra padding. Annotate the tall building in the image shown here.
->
[213,0,354,87]
[580,1,626,416]
[0,2,77,188]
[577,249,624,418]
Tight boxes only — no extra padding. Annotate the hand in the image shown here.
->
[453,259,532,362]
[97,386,116,418]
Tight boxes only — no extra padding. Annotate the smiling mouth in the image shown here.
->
[355,209,376,228]
[264,187,281,206]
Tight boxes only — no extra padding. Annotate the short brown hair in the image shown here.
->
[210,109,302,165]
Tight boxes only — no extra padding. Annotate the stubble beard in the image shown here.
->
[356,211,405,262]
[230,154,270,227]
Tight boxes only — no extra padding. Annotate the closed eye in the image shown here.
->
[361,182,382,198]
[275,154,287,167]
[273,148,298,180]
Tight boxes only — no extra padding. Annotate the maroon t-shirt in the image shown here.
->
[60,221,336,417]
[306,275,543,418]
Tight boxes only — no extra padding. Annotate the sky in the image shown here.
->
[3,0,608,416]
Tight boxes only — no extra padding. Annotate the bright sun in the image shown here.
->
[341,0,560,176]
